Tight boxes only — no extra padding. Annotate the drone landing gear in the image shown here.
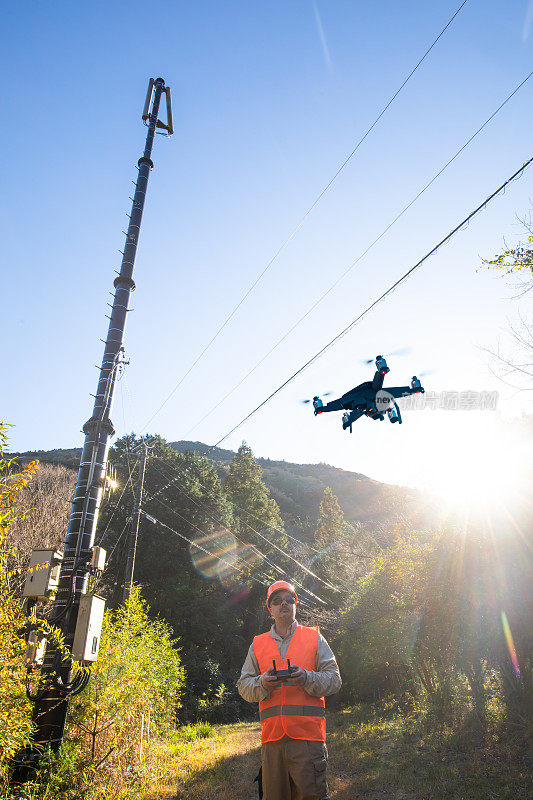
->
[387,402,402,424]
[343,409,364,432]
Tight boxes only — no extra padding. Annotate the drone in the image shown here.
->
[307,355,425,433]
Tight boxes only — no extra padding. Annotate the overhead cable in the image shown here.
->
[147,491,327,606]
[94,459,136,546]
[152,453,325,554]
[152,457,368,581]
[212,154,533,448]
[184,68,533,438]
[96,436,157,546]
[139,0,469,433]
[145,463,340,597]
[150,459,367,592]
[141,508,317,609]
[141,508,276,589]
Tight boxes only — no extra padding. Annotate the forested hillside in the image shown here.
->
[9,439,425,530]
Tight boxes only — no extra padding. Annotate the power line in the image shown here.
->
[139,1,469,433]
[183,68,533,439]
[141,507,318,609]
[152,453,325,554]
[94,513,134,592]
[138,451,369,593]
[94,457,137,547]
[145,461,341,596]
[151,456,369,587]
[95,436,157,547]
[142,507,274,588]
[147,492,326,607]
[212,153,533,448]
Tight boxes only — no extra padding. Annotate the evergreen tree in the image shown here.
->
[224,442,283,536]
[312,487,349,592]
[223,442,288,643]
[315,487,345,549]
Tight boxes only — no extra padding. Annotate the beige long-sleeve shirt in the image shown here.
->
[236,620,341,703]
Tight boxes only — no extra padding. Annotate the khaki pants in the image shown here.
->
[261,736,330,800]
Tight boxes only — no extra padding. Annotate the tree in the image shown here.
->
[312,488,347,591]
[481,215,533,388]
[482,219,533,283]
[223,443,289,642]
[6,463,75,596]
[308,488,369,608]
[224,442,283,535]
[97,435,253,719]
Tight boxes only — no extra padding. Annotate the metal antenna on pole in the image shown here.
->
[18,77,173,770]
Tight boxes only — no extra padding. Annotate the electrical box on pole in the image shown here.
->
[23,549,63,600]
[24,631,47,668]
[13,78,173,779]
[72,594,106,663]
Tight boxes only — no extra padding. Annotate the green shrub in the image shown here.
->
[0,424,39,790]
[67,587,184,785]
[174,722,214,742]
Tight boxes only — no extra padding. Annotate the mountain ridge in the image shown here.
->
[8,440,421,526]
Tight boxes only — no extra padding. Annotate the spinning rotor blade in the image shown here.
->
[300,391,334,404]
[361,347,412,365]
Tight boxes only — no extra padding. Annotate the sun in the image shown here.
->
[420,414,529,514]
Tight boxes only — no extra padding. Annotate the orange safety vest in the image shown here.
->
[252,625,326,743]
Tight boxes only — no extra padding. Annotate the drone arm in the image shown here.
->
[371,370,386,392]
[319,398,346,413]
[387,385,415,399]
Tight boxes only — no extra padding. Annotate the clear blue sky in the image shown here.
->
[3,1,533,491]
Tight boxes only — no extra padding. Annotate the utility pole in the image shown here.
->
[121,441,149,603]
[22,78,173,764]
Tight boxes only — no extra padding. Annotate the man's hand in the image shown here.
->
[260,667,282,692]
[260,665,307,690]
[285,664,307,687]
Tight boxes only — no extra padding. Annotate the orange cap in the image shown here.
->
[266,580,298,609]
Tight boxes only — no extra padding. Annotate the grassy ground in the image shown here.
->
[141,723,261,800]
[140,708,532,800]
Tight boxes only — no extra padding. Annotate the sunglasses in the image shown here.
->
[270,596,296,606]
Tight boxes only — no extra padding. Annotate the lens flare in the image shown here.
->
[307,539,343,567]
[219,544,262,588]
[189,529,237,581]
[189,530,262,591]
[501,611,521,678]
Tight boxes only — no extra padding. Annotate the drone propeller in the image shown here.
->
[301,391,334,405]
[361,347,412,365]
[417,369,435,378]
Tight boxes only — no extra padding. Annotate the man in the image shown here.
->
[237,580,341,800]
